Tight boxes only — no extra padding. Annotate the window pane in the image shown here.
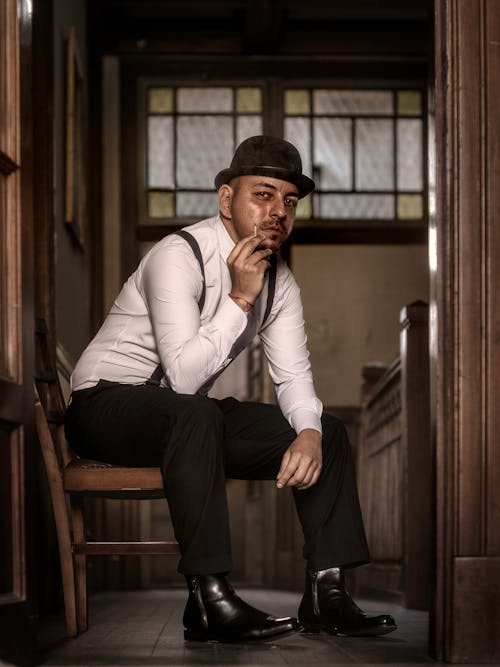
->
[148,87,173,113]
[314,90,393,115]
[284,117,312,179]
[176,116,233,188]
[148,117,174,187]
[177,87,232,112]
[284,89,310,115]
[236,87,262,113]
[397,90,422,116]
[355,119,393,190]
[397,194,423,219]
[148,191,174,218]
[296,194,312,220]
[314,193,394,219]
[313,118,352,190]
[177,192,218,217]
[236,115,263,145]
[397,119,423,191]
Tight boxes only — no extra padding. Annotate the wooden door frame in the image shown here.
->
[25,0,498,661]
[433,0,500,661]
[0,0,37,663]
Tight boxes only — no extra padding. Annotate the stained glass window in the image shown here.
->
[145,86,263,222]
[144,85,425,224]
[284,88,425,221]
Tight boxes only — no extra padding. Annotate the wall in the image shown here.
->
[292,244,429,406]
[53,0,90,362]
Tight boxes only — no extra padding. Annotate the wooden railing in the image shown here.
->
[356,301,431,610]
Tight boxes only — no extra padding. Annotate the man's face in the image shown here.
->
[219,175,299,252]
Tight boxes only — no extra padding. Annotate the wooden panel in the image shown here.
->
[455,0,486,556]
[0,167,21,381]
[357,362,403,596]
[450,558,500,662]
[0,427,25,601]
[0,1,21,382]
[485,0,500,557]
[0,0,25,613]
[0,0,19,161]
[0,427,13,595]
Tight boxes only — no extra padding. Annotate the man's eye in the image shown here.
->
[256,191,270,198]
[285,198,298,207]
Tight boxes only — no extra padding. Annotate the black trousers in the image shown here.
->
[65,380,370,575]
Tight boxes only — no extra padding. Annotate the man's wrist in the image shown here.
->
[298,428,322,441]
[229,293,254,313]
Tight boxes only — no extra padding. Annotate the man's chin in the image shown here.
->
[258,238,282,253]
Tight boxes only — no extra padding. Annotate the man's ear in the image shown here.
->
[218,184,233,218]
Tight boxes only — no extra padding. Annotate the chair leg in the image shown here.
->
[58,509,78,637]
[71,495,88,633]
[35,406,78,637]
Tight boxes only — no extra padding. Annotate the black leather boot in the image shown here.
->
[183,574,301,642]
[298,568,397,637]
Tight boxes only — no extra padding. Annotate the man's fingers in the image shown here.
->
[277,451,303,488]
[227,235,272,280]
[246,248,273,265]
[277,453,317,489]
[276,451,291,486]
[297,467,315,488]
[228,233,265,262]
[286,459,314,488]
[297,468,321,491]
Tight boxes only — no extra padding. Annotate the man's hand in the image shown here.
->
[227,232,273,306]
[276,429,322,491]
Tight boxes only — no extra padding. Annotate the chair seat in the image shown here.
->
[63,458,164,497]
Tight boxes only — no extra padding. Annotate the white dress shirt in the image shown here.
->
[71,216,323,434]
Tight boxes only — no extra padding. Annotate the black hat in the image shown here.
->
[214,135,315,199]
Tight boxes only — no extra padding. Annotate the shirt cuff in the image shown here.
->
[291,408,323,436]
[205,294,249,340]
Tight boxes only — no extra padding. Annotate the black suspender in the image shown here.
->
[148,230,277,385]
[262,253,277,328]
[175,229,206,313]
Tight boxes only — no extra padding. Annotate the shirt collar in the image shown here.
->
[215,215,236,262]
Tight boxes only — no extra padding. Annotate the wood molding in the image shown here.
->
[434,0,500,660]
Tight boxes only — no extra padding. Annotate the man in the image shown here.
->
[65,135,396,643]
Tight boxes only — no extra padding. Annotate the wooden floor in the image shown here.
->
[38,588,440,667]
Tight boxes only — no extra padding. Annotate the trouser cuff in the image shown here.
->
[177,553,232,576]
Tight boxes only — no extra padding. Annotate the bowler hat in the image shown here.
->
[214,135,315,199]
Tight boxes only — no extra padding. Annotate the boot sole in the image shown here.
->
[184,627,301,643]
[301,623,397,637]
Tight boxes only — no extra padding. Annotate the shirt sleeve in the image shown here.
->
[259,268,323,435]
[140,238,249,394]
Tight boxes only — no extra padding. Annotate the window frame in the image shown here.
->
[282,85,427,223]
[139,78,270,227]
[121,61,429,277]
[139,77,428,225]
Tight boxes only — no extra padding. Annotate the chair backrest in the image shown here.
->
[34,317,73,468]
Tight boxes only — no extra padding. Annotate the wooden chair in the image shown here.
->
[34,318,179,637]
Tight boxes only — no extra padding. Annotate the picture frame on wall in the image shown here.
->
[64,25,86,249]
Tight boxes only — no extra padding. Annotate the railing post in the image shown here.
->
[399,301,430,610]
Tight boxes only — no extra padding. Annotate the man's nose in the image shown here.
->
[270,197,286,220]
